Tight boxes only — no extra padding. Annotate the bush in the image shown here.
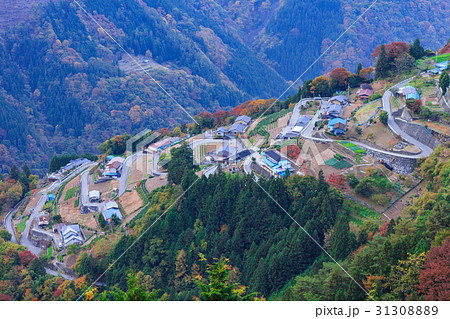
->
[67,244,80,255]
[355,177,378,197]
[0,229,12,241]
[52,215,62,223]
[379,111,388,125]
[371,194,390,206]
[346,174,359,188]
[369,92,382,101]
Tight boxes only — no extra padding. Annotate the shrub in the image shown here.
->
[355,177,378,197]
[371,194,390,206]
[346,174,359,188]
[379,111,388,125]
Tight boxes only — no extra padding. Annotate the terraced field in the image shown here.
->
[354,100,381,124]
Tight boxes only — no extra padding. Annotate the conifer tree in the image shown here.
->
[375,45,389,79]
[409,38,425,60]
[330,213,356,261]
[356,62,363,75]
[439,71,449,96]
[7,165,21,181]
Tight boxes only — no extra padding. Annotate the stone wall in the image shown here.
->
[29,229,54,248]
[394,119,440,149]
[360,147,416,175]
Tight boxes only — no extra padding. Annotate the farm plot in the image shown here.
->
[340,142,367,154]
[325,158,353,169]
[354,100,381,124]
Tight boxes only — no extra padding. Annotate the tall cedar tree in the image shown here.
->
[439,71,449,95]
[409,38,425,60]
[330,213,356,261]
[375,45,389,79]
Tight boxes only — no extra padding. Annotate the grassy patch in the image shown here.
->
[17,217,29,233]
[47,247,52,258]
[339,142,367,155]
[64,186,80,200]
[345,199,381,226]
[354,99,381,124]
[325,158,352,169]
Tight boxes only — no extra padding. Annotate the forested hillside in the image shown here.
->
[0,0,449,176]
[0,0,288,176]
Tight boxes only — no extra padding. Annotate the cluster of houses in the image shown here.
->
[280,115,312,140]
[48,158,91,181]
[215,115,252,137]
[321,95,349,135]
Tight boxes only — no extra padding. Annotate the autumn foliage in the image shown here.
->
[371,42,410,60]
[418,239,450,301]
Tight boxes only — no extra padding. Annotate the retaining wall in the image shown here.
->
[394,119,439,149]
[359,147,416,175]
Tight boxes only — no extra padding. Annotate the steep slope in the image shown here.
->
[0,0,289,176]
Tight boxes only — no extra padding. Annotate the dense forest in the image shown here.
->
[0,0,289,176]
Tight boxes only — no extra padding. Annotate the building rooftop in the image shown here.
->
[235,115,252,124]
[103,208,123,220]
[329,95,348,103]
[296,115,311,126]
[216,127,229,133]
[264,150,281,163]
[402,85,420,100]
[230,122,247,133]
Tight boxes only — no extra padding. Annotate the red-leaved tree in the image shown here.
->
[417,238,450,301]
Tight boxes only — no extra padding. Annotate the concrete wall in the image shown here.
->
[29,229,54,249]
[360,147,416,175]
[395,119,440,149]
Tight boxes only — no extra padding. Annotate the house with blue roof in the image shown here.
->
[103,201,122,223]
[431,61,449,74]
[328,118,347,135]
[262,150,293,177]
[401,86,420,100]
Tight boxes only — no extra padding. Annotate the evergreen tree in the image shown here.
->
[330,213,356,261]
[98,213,106,229]
[409,38,425,60]
[197,257,258,301]
[7,165,21,181]
[375,45,389,79]
[386,219,396,237]
[22,164,31,178]
[356,62,363,75]
[439,71,449,96]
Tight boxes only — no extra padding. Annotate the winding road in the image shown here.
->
[300,79,434,160]
[381,77,434,157]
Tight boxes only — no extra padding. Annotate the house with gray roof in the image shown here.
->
[329,95,348,105]
[61,224,85,247]
[230,122,247,135]
[235,115,252,126]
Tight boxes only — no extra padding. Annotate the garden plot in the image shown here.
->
[354,99,381,124]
